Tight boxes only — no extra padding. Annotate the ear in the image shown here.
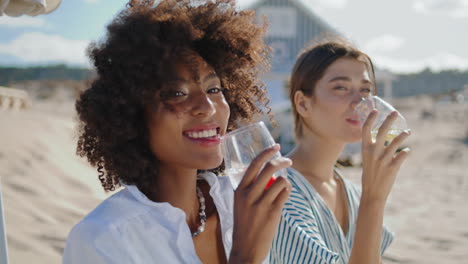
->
[294,90,311,118]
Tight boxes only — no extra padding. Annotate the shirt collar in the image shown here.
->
[121,171,220,208]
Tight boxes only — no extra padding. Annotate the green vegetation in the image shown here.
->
[392,68,468,97]
[0,64,94,86]
[1,65,467,98]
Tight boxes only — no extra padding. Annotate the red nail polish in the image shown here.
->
[265,177,276,189]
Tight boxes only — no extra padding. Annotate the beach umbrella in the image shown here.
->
[0,0,61,16]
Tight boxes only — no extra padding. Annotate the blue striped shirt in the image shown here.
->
[270,168,394,264]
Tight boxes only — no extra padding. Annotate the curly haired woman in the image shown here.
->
[63,1,291,263]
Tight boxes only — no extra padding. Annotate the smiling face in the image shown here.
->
[297,57,373,143]
[145,54,230,172]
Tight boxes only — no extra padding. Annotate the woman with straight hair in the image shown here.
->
[270,39,411,264]
[63,1,292,263]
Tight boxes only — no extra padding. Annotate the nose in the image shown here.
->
[350,92,365,110]
[190,93,215,118]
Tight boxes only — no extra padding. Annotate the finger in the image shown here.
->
[250,157,292,196]
[362,110,378,146]
[376,111,398,145]
[265,177,276,189]
[271,180,292,212]
[237,144,280,190]
[391,147,411,169]
[261,176,291,205]
[382,130,411,159]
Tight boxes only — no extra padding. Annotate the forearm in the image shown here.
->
[348,197,385,264]
[228,253,252,264]
[228,249,254,264]
[228,248,263,264]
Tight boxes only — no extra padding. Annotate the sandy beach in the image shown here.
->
[0,94,467,264]
[343,98,468,263]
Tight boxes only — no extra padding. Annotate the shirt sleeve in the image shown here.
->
[63,221,133,264]
[380,224,394,255]
[269,200,341,264]
[63,223,109,264]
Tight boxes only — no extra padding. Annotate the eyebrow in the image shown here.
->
[168,72,219,84]
[167,77,188,84]
[202,72,220,83]
[328,76,372,84]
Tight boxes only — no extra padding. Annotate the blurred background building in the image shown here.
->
[0,1,467,264]
[244,0,467,158]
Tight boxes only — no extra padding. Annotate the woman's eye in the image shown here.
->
[161,90,187,102]
[207,87,223,94]
[334,86,348,91]
[169,91,186,97]
[361,88,372,93]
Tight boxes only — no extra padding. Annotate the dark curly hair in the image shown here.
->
[76,0,271,194]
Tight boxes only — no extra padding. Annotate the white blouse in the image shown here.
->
[63,172,245,264]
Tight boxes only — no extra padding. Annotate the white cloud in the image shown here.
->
[365,34,405,54]
[0,16,47,28]
[315,0,347,9]
[413,0,468,17]
[237,0,347,9]
[370,52,468,73]
[0,32,90,65]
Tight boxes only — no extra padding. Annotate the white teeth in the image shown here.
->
[187,129,217,139]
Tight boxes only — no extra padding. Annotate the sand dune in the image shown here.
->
[343,100,468,264]
[0,102,108,264]
[0,97,467,264]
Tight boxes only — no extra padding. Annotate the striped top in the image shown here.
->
[270,168,394,264]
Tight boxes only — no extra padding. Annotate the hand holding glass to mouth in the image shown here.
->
[222,122,291,263]
[221,121,288,190]
[358,96,412,206]
[356,96,409,142]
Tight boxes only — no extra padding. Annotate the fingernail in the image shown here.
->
[275,157,291,163]
[405,129,412,135]
[265,177,276,189]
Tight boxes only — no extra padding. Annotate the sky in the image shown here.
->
[0,0,467,73]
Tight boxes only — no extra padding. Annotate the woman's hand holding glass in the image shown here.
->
[222,121,288,190]
[223,122,292,263]
[229,144,291,263]
[360,110,411,204]
[356,96,408,142]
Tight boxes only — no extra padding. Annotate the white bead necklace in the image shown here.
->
[191,186,206,237]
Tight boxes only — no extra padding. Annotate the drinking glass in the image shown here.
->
[355,96,408,142]
[221,121,287,190]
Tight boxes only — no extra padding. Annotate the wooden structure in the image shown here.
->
[245,0,395,103]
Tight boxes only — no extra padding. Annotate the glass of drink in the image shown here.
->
[221,121,287,190]
[355,96,408,142]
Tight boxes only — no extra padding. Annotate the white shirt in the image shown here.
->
[270,168,394,264]
[63,172,238,264]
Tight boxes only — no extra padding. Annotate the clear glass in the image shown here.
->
[221,121,287,190]
[355,96,408,142]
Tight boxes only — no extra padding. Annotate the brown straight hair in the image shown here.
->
[289,38,377,139]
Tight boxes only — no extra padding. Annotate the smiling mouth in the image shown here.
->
[183,127,221,139]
